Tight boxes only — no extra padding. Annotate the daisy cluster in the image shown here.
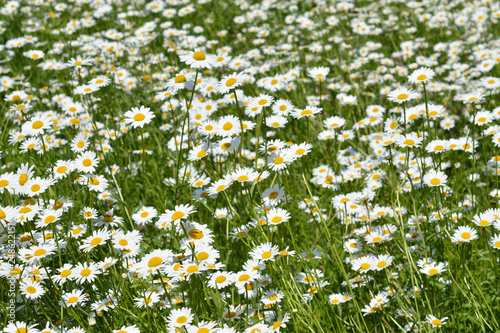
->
[1,0,500,332]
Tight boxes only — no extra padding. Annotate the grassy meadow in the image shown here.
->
[1,0,500,332]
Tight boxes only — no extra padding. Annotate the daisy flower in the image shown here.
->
[344,239,362,254]
[82,206,98,220]
[3,322,40,333]
[139,249,174,273]
[250,242,280,261]
[52,264,74,284]
[208,271,234,289]
[74,151,99,173]
[420,262,447,276]
[208,178,232,196]
[74,84,99,95]
[24,50,45,60]
[351,256,377,272]
[452,226,478,244]
[79,229,111,252]
[159,204,197,223]
[19,244,56,264]
[474,111,493,126]
[253,94,275,107]
[0,172,15,193]
[217,115,241,137]
[329,293,346,305]
[261,288,285,305]
[262,184,286,206]
[168,307,194,328]
[324,116,346,130]
[459,92,485,104]
[269,313,290,332]
[481,77,500,89]
[181,222,214,245]
[218,72,247,94]
[308,66,330,81]
[387,88,418,104]
[408,67,435,84]
[123,106,155,128]
[22,177,54,196]
[89,76,111,87]
[187,321,218,333]
[134,293,160,308]
[61,289,89,307]
[290,105,322,119]
[373,254,394,271]
[423,170,448,187]
[19,138,41,153]
[300,249,323,262]
[53,160,75,179]
[490,234,500,249]
[166,71,195,92]
[272,99,294,116]
[132,206,158,224]
[20,280,45,299]
[67,56,92,67]
[5,90,28,102]
[287,143,313,158]
[396,133,423,148]
[22,114,53,136]
[222,305,245,321]
[85,174,109,193]
[426,315,448,327]
[266,115,288,128]
[113,325,141,333]
[266,207,291,225]
[267,152,291,171]
[179,49,217,69]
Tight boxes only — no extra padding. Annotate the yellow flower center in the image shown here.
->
[225,78,237,87]
[188,229,204,239]
[262,251,272,259]
[90,237,102,246]
[186,265,198,273]
[175,75,187,83]
[269,191,279,199]
[432,319,442,326]
[274,157,284,164]
[61,270,71,277]
[68,296,79,303]
[430,178,440,185]
[148,257,163,267]
[134,113,146,121]
[32,120,44,129]
[238,274,250,282]
[196,252,209,260]
[193,51,206,60]
[215,276,227,283]
[34,249,47,256]
[360,263,370,270]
